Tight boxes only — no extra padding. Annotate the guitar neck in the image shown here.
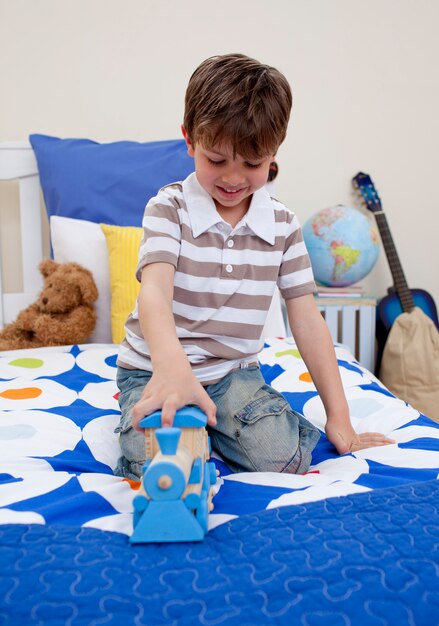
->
[374,212,415,312]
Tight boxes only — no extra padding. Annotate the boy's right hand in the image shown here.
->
[130,360,217,431]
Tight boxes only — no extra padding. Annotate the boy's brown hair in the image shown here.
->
[183,53,292,160]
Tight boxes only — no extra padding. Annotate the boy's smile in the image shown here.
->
[182,127,274,226]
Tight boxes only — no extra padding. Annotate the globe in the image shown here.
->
[302,205,380,287]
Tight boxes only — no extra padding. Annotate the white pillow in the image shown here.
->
[50,216,112,343]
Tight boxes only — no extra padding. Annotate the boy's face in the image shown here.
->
[182,127,274,224]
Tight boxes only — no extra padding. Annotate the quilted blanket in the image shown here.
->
[1,480,438,625]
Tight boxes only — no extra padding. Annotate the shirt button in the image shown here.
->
[227,239,234,248]
[226,264,233,273]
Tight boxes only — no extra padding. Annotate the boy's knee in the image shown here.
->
[115,427,146,479]
[279,422,320,474]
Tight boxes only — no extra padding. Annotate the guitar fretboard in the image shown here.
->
[374,212,415,312]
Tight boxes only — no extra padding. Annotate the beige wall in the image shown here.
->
[1,0,438,305]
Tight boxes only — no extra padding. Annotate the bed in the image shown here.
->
[0,136,438,625]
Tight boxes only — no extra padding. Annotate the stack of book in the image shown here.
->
[315,286,365,298]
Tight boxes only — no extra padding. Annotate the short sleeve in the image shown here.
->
[136,190,182,280]
[277,212,316,300]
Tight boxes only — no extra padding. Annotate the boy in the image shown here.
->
[114,54,394,479]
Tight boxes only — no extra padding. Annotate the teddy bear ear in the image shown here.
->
[77,269,99,304]
[39,259,58,277]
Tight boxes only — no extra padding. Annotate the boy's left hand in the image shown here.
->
[325,421,396,455]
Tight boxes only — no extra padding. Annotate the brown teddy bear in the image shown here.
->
[0,259,98,351]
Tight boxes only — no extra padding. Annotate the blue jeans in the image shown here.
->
[114,365,320,479]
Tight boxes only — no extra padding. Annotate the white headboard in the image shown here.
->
[0,141,44,328]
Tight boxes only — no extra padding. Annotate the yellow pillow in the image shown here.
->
[100,224,143,344]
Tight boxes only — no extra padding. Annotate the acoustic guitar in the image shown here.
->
[352,172,439,421]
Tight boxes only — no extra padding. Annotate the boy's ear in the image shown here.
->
[181,125,195,157]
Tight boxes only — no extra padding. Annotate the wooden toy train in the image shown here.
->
[130,406,218,543]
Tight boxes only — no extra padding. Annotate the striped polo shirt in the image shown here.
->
[118,172,316,384]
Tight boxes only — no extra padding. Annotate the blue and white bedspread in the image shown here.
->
[1,338,438,624]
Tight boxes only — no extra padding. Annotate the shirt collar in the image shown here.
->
[182,172,276,245]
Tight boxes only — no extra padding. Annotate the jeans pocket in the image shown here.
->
[235,392,290,425]
[232,388,299,472]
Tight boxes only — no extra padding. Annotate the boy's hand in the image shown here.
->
[130,360,217,431]
[325,420,395,455]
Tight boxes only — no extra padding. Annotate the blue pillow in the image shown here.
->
[29,134,194,227]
